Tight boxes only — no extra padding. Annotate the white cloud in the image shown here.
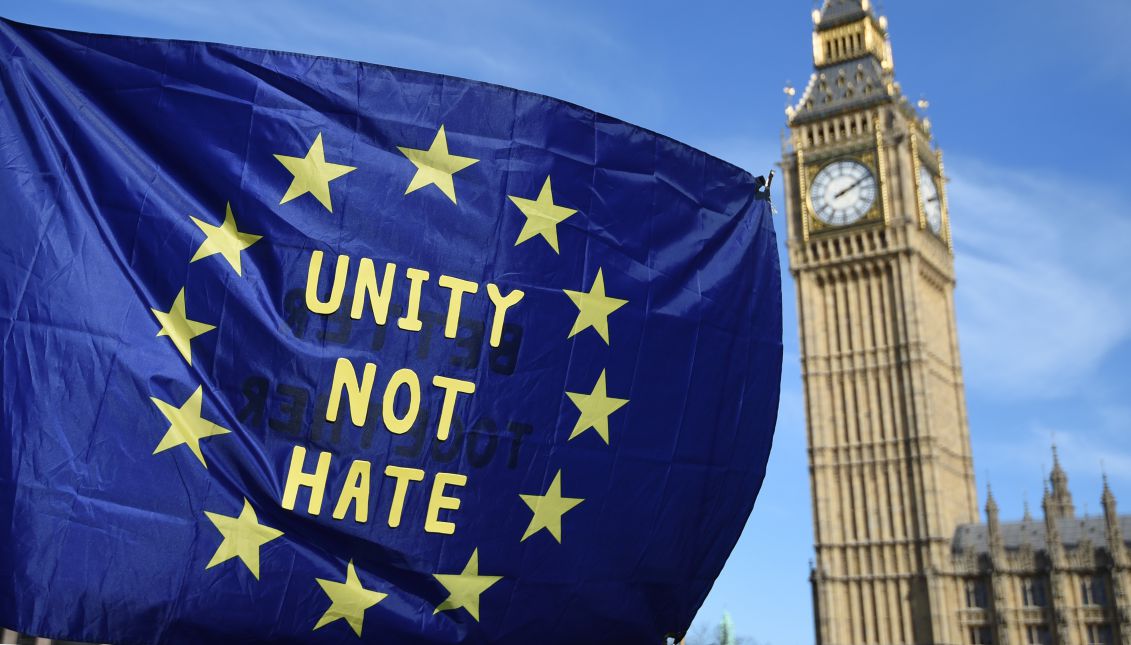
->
[1048,419,1131,483]
[974,401,1131,503]
[948,156,1131,399]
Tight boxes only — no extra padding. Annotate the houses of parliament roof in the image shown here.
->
[951,449,1129,558]
[953,515,1131,555]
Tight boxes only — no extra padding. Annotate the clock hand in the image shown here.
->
[834,177,867,199]
[927,196,939,203]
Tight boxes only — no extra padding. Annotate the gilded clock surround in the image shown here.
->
[910,130,951,246]
[803,152,884,234]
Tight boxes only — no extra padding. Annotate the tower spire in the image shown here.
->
[1103,473,1119,520]
[809,0,892,69]
[792,0,896,125]
[814,0,872,29]
[985,485,1003,557]
[1047,445,1075,519]
[1101,474,1127,569]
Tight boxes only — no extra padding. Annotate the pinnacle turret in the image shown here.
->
[986,486,1004,559]
[1042,484,1067,565]
[1101,474,1128,568]
[1102,473,1117,516]
[1047,446,1076,520]
[985,485,1000,522]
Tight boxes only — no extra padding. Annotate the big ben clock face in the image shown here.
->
[809,160,877,226]
[918,166,943,234]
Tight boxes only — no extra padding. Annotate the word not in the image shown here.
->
[326,357,474,441]
[238,375,535,468]
[306,251,524,348]
[281,445,467,534]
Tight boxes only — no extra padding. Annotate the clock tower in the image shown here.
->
[780,1,978,643]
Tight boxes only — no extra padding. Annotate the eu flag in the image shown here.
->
[0,18,782,644]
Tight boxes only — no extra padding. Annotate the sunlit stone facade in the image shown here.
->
[782,2,1131,643]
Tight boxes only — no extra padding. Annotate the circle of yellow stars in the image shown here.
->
[144,123,632,637]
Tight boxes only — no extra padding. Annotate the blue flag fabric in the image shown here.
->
[0,18,782,645]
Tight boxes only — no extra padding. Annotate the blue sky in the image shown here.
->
[4,1,1130,642]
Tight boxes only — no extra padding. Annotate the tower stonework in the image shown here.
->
[783,3,1131,644]
[781,1,978,642]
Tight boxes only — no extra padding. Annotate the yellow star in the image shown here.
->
[314,560,387,637]
[204,498,283,580]
[519,470,584,543]
[150,386,231,467]
[189,202,262,276]
[397,125,478,204]
[508,176,577,253]
[151,288,215,366]
[566,369,629,445]
[274,132,356,212]
[433,548,502,622]
[562,268,628,344]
